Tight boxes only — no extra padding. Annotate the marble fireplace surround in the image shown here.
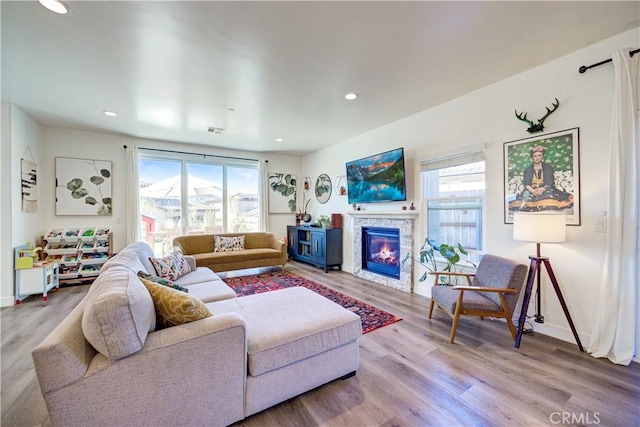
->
[347,211,418,292]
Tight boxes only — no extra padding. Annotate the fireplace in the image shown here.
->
[348,210,417,292]
[362,227,400,279]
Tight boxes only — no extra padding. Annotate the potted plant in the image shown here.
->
[316,215,331,228]
[402,237,476,284]
[298,193,311,223]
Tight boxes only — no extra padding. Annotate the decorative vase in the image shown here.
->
[302,213,312,223]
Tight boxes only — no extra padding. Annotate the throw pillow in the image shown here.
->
[214,235,245,253]
[149,249,191,281]
[140,277,213,328]
[137,271,189,293]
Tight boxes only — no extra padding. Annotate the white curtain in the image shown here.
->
[588,49,639,365]
[126,145,141,244]
[259,160,269,232]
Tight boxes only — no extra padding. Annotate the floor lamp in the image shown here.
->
[512,212,584,351]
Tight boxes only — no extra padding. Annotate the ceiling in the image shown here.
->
[2,1,639,156]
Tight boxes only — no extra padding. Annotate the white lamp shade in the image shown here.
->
[513,212,566,243]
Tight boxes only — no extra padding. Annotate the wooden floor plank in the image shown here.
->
[2,261,639,426]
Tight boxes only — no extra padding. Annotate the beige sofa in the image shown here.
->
[173,232,287,273]
[32,242,361,426]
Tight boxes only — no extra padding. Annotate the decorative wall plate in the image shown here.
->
[315,174,332,204]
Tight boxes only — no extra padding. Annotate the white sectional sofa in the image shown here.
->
[32,242,362,426]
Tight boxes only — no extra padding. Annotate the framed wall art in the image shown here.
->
[503,128,580,225]
[268,172,297,213]
[315,174,332,204]
[56,157,112,216]
[21,158,38,213]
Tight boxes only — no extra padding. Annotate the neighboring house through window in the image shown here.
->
[421,150,485,262]
[138,153,259,256]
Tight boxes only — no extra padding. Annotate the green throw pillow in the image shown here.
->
[138,271,189,293]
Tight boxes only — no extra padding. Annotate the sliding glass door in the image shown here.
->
[138,154,259,256]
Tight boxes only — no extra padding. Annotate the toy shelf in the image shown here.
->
[41,227,112,285]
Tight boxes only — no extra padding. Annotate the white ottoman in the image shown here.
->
[208,286,362,416]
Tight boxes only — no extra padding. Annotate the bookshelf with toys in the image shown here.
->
[42,226,112,284]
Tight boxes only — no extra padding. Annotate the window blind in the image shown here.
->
[420,149,485,172]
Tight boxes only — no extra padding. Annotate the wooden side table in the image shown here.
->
[15,262,60,304]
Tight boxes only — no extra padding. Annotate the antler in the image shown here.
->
[514,110,534,127]
[537,98,560,126]
[514,98,560,133]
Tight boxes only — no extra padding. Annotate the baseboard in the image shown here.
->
[1,295,15,307]
[524,321,589,350]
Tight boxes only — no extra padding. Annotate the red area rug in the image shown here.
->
[222,270,401,334]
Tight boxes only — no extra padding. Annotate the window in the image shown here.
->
[421,152,485,254]
[138,153,259,256]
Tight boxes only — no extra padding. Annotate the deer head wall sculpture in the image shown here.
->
[515,98,560,133]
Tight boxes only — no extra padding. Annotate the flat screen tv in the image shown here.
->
[346,147,407,204]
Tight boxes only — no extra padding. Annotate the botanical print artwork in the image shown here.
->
[56,157,112,215]
[504,128,580,225]
[21,159,37,213]
[315,174,332,204]
[268,172,297,213]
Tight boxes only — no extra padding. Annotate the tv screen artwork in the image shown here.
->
[346,147,407,204]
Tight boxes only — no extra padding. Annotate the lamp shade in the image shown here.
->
[513,212,566,243]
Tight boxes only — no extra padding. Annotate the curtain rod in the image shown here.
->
[578,48,640,74]
[122,145,259,162]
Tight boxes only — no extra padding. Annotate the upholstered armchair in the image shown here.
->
[428,254,528,343]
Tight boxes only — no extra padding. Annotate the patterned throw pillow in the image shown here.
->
[140,278,213,328]
[214,235,245,253]
[137,271,188,293]
[149,250,191,281]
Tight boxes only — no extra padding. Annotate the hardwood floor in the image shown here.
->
[2,261,639,426]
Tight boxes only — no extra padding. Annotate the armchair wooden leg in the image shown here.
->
[499,294,517,340]
[450,291,465,343]
[428,299,435,319]
[506,316,517,340]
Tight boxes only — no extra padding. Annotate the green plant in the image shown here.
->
[402,237,476,284]
[316,215,331,228]
[298,192,311,215]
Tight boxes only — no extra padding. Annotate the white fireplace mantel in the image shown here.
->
[346,211,419,220]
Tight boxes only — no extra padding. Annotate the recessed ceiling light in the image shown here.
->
[344,93,358,101]
[103,110,117,117]
[39,0,70,15]
[275,138,284,142]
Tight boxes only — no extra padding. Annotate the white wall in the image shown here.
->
[1,104,45,306]
[1,102,15,307]
[1,122,301,306]
[40,127,302,251]
[302,28,639,345]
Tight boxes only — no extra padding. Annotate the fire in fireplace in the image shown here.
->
[362,227,400,279]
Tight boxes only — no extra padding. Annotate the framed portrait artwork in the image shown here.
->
[56,157,112,215]
[503,128,580,225]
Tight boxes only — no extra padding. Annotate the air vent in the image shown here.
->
[207,126,225,134]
